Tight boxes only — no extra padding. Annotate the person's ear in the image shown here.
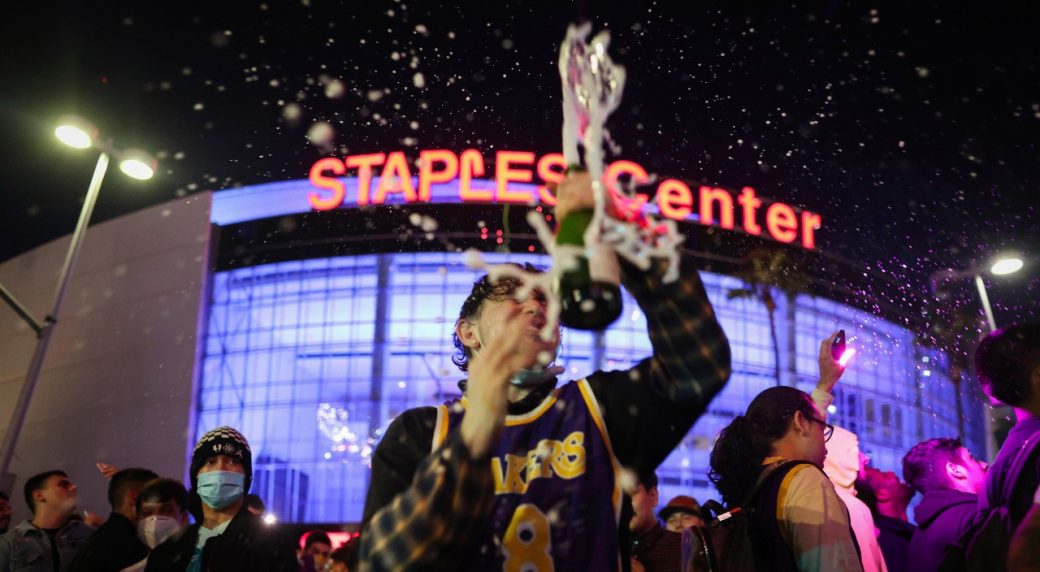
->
[792,411,811,438]
[650,487,659,507]
[455,319,481,352]
[946,461,968,482]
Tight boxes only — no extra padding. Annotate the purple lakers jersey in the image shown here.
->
[431,378,623,571]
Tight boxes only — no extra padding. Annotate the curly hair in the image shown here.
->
[975,321,1040,407]
[902,437,964,494]
[451,263,545,372]
[708,386,818,506]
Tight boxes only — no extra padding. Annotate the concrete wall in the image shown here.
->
[0,193,213,522]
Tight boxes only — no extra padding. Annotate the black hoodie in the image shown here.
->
[908,489,978,572]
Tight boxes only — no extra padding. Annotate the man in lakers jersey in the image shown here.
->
[360,172,732,571]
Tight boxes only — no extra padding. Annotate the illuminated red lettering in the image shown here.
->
[766,203,798,243]
[535,153,566,206]
[459,149,493,202]
[801,211,821,249]
[345,153,386,206]
[308,157,346,211]
[306,149,821,250]
[657,179,694,220]
[605,160,651,219]
[698,186,735,229]
[495,151,535,204]
[418,149,459,202]
[373,151,417,204]
[604,160,650,195]
[737,187,763,236]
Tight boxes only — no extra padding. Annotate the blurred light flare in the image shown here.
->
[837,347,856,367]
[55,125,93,149]
[119,158,155,180]
[990,257,1023,276]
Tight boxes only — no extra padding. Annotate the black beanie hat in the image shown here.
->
[190,426,253,493]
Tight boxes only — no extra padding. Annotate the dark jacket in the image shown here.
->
[909,490,977,572]
[67,512,147,572]
[980,415,1040,528]
[143,508,296,572]
[875,515,914,572]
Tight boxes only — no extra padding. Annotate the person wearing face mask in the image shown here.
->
[0,470,93,572]
[120,479,191,572]
[144,427,296,572]
[67,468,158,572]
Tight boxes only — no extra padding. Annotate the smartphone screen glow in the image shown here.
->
[838,348,856,367]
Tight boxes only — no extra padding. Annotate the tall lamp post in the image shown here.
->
[929,253,1025,461]
[0,115,156,489]
[930,254,1024,332]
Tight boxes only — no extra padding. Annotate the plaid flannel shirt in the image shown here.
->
[360,252,731,571]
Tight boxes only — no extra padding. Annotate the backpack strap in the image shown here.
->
[740,460,816,510]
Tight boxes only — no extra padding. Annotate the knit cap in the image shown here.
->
[189,426,252,492]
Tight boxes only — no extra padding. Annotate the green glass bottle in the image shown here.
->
[554,169,623,330]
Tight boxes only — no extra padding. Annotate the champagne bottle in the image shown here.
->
[554,169,623,330]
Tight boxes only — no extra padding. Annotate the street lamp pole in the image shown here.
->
[0,153,110,482]
[973,274,998,332]
[929,255,1024,463]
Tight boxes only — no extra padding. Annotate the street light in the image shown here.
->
[0,115,158,487]
[990,256,1024,276]
[929,253,1025,462]
[54,116,97,149]
[119,148,157,180]
[929,254,1025,332]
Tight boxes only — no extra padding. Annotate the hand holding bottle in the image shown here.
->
[552,170,624,330]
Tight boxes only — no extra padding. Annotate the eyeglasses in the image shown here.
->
[806,416,835,442]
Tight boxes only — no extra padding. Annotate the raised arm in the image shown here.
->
[359,305,537,571]
[812,331,847,420]
[587,250,732,477]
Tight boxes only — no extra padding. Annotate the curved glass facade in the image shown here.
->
[198,251,985,523]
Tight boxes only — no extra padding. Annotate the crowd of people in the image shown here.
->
[0,174,1038,572]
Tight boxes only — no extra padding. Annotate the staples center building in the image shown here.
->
[0,148,985,524]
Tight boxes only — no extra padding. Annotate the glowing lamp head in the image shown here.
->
[118,148,157,180]
[55,115,98,149]
[262,513,277,525]
[837,347,856,368]
[990,257,1023,276]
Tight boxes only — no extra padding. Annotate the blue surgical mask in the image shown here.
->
[196,471,245,509]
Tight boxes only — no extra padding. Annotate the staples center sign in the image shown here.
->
[308,149,822,249]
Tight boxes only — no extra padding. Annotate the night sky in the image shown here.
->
[1,0,1037,325]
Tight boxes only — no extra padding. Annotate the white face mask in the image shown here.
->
[137,515,182,549]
